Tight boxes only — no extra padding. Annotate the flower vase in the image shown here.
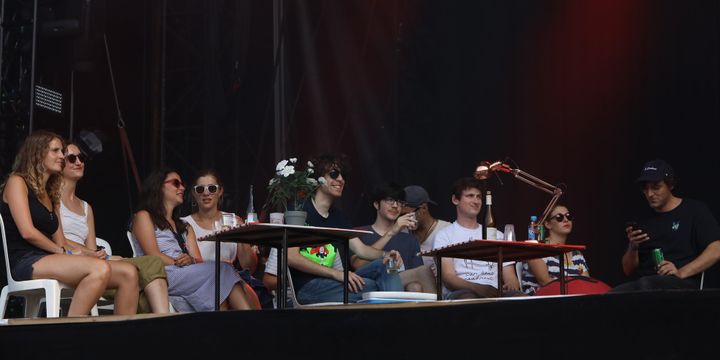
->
[284,210,307,226]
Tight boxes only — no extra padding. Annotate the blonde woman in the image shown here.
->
[0,130,138,316]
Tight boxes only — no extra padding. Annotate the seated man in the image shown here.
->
[351,182,434,292]
[402,185,451,273]
[434,177,522,299]
[614,159,720,291]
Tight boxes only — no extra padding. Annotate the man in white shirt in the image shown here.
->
[433,177,522,299]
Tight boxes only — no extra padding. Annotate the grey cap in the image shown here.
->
[404,185,438,207]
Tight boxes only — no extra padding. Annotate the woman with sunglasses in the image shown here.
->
[520,205,592,295]
[180,169,269,309]
[60,142,170,313]
[131,168,257,311]
[180,169,256,272]
[0,131,138,316]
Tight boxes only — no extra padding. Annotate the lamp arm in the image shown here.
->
[510,168,563,225]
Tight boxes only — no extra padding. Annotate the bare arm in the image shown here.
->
[440,257,497,297]
[528,258,554,286]
[132,210,175,265]
[4,176,63,254]
[676,240,720,279]
[622,226,648,276]
[502,264,520,291]
[85,203,97,250]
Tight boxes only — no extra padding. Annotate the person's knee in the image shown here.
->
[405,281,422,292]
[91,260,112,283]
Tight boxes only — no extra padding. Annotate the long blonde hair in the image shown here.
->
[1,130,65,205]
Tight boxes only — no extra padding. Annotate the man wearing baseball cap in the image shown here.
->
[403,185,451,271]
[613,159,720,291]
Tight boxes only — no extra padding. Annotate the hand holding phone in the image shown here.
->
[625,220,649,247]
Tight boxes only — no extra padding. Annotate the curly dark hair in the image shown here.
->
[136,167,187,234]
[310,153,351,180]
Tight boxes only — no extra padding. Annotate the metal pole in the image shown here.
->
[69,71,74,140]
[273,0,286,162]
[28,0,38,133]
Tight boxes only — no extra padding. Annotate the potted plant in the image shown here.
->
[267,157,319,225]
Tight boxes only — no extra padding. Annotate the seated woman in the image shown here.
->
[0,130,138,316]
[131,168,257,311]
[180,169,269,308]
[521,204,606,295]
[60,142,170,313]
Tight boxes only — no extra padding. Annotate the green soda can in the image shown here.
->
[652,248,664,266]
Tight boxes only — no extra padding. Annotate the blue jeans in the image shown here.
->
[296,259,403,304]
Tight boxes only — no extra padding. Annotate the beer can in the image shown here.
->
[652,248,664,266]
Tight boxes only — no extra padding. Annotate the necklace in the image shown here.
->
[415,219,438,243]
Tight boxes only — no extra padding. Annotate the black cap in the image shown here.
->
[636,159,675,183]
[404,185,438,207]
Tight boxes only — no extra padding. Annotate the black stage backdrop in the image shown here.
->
[2,0,719,287]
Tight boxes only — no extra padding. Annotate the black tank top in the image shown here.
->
[0,186,59,265]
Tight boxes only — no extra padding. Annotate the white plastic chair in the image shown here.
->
[127,231,139,257]
[0,214,80,318]
[96,237,112,256]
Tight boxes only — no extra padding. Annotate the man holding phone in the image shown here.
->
[613,159,720,291]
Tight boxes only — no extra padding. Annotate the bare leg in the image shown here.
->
[227,283,257,310]
[32,254,111,316]
[106,261,140,315]
[399,265,437,293]
[144,278,169,313]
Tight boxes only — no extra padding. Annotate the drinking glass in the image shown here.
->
[222,213,236,230]
[387,256,400,274]
[503,224,516,241]
[213,219,223,233]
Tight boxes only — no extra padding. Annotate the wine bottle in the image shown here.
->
[246,185,258,223]
[484,191,497,240]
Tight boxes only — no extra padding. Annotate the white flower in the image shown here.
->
[307,161,314,168]
[318,177,327,185]
[289,157,297,163]
[306,178,318,186]
[307,168,314,174]
[269,178,277,186]
[276,160,288,172]
[280,165,295,177]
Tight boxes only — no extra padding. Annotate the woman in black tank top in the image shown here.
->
[1,130,139,316]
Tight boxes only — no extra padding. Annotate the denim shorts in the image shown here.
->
[11,251,50,281]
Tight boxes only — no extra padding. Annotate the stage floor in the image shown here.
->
[1,290,718,359]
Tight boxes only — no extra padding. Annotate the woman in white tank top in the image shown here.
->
[180,169,258,272]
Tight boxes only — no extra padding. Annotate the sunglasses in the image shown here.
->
[328,169,343,180]
[164,178,185,188]
[65,153,86,164]
[194,184,219,194]
[550,213,574,222]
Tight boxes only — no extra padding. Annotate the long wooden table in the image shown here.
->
[198,223,372,309]
[420,240,586,299]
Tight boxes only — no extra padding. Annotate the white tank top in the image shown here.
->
[60,200,88,246]
[180,212,237,263]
